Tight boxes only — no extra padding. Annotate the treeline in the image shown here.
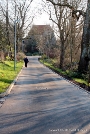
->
[43,0,90,85]
[0,0,36,60]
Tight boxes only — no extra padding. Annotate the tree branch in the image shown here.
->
[46,0,86,18]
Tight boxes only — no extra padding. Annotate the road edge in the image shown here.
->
[39,60,90,95]
[0,67,23,98]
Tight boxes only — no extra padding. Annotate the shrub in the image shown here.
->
[41,54,47,60]
[16,52,25,61]
[6,56,11,61]
[25,52,32,56]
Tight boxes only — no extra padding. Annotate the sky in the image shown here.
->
[33,12,51,25]
[30,0,51,25]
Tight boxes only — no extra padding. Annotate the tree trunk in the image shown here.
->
[78,1,90,73]
[59,30,65,69]
[6,0,11,50]
[59,42,65,69]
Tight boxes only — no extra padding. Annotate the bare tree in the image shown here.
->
[45,0,82,69]
[0,0,11,54]
[12,0,34,52]
[0,0,35,53]
[78,0,90,73]
[46,0,88,72]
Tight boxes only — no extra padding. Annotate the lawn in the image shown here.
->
[0,61,23,94]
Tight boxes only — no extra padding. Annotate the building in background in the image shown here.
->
[25,25,56,56]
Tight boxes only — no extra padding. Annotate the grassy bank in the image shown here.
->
[40,58,89,90]
[0,61,23,94]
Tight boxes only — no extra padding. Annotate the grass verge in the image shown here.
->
[0,61,23,94]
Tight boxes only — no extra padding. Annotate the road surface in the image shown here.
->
[0,56,90,134]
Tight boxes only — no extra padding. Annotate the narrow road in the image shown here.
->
[0,56,90,134]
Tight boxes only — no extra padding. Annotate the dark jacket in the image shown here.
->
[24,57,29,63]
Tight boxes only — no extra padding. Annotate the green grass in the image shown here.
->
[0,61,23,94]
[73,78,88,86]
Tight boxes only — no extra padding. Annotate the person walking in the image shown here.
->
[24,57,29,67]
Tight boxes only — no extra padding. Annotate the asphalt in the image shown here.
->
[0,56,90,134]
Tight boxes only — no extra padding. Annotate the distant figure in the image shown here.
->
[24,57,29,67]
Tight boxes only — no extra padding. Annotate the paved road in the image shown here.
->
[0,56,90,134]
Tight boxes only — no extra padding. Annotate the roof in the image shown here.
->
[31,25,53,35]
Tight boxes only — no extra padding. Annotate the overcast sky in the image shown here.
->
[33,13,51,25]
[30,0,51,25]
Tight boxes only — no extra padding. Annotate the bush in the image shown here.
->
[41,54,47,60]
[16,52,25,61]
[6,56,11,61]
[25,53,32,56]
